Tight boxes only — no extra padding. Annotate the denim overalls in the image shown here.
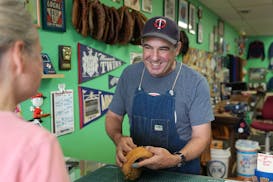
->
[131,63,200,174]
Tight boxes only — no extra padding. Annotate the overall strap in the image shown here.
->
[138,67,145,91]
[169,63,183,96]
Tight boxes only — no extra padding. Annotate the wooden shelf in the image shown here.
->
[42,74,64,79]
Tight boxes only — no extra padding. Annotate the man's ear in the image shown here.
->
[11,41,25,74]
[175,41,182,56]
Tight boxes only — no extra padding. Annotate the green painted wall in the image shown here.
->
[20,0,239,164]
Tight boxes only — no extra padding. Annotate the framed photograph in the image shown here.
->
[197,23,203,44]
[124,0,140,11]
[218,19,224,36]
[248,68,267,82]
[164,0,176,21]
[178,0,188,29]
[21,0,41,27]
[41,0,66,32]
[218,37,224,54]
[142,0,152,13]
[209,32,214,52]
[78,86,114,129]
[188,3,196,34]
[213,26,219,52]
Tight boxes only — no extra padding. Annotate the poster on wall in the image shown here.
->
[41,0,66,32]
[78,43,125,84]
[78,86,114,129]
[51,89,74,136]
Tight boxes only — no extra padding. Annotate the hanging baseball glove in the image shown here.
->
[72,0,80,29]
[130,10,147,45]
[121,146,153,180]
[118,6,134,45]
[89,0,105,41]
[80,0,89,37]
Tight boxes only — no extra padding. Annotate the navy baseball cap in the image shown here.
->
[141,16,180,45]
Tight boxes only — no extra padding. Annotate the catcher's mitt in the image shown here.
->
[121,146,153,180]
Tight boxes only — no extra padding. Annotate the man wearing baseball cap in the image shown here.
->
[106,16,214,175]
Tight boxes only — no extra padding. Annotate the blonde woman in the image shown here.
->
[0,1,70,181]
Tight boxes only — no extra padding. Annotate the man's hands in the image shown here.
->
[130,146,180,170]
[115,136,137,167]
[115,136,179,170]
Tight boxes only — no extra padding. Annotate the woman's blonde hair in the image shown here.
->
[0,0,37,56]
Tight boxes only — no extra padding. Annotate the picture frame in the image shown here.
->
[213,25,219,52]
[209,32,214,52]
[142,0,152,13]
[248,68,267,82]
[21,0,41,28]
[124,0,140,11]
[164,0,176,21]
[178,0,188,29]
[41,0,66,32]
[188,3,196,34]
[218,19,224,36]
[218,36,224,54]
[197,23,203,44]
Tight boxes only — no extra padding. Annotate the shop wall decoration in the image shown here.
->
[178,0,188,29]
[130,52,142,64]
[78,86,114,129]
[77,43,125,84]
[142,0,152,13]
[164,0,176,21]
[183,48,225,93]
[188,3,196,34]
[42,53,56,74]
[51,89,74,136]
[58,45,72,70]
[41,0,66,32]
[124,0,140,11]
[197,23,203,44]
[21,0,41,27]
[108,75,120,89]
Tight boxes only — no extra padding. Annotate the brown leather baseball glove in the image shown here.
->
[121,146,153,180]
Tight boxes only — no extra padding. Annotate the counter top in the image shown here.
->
[75,164,225,182]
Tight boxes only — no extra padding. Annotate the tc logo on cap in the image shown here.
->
[153,18,166,29]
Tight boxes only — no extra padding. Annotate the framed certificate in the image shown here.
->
[41,0,66,32]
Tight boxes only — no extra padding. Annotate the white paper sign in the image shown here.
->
[51,89,74,136]
[257,153,273,173]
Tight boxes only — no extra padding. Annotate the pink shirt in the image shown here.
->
[0,112,70,182]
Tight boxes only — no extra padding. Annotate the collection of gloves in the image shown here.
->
[72,0,147,45]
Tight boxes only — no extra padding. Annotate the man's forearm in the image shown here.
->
[178,123,211,161]
[105,111,124,145]
[179,136,210,161]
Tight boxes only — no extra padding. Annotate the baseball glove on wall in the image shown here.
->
[121,146,153,180]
